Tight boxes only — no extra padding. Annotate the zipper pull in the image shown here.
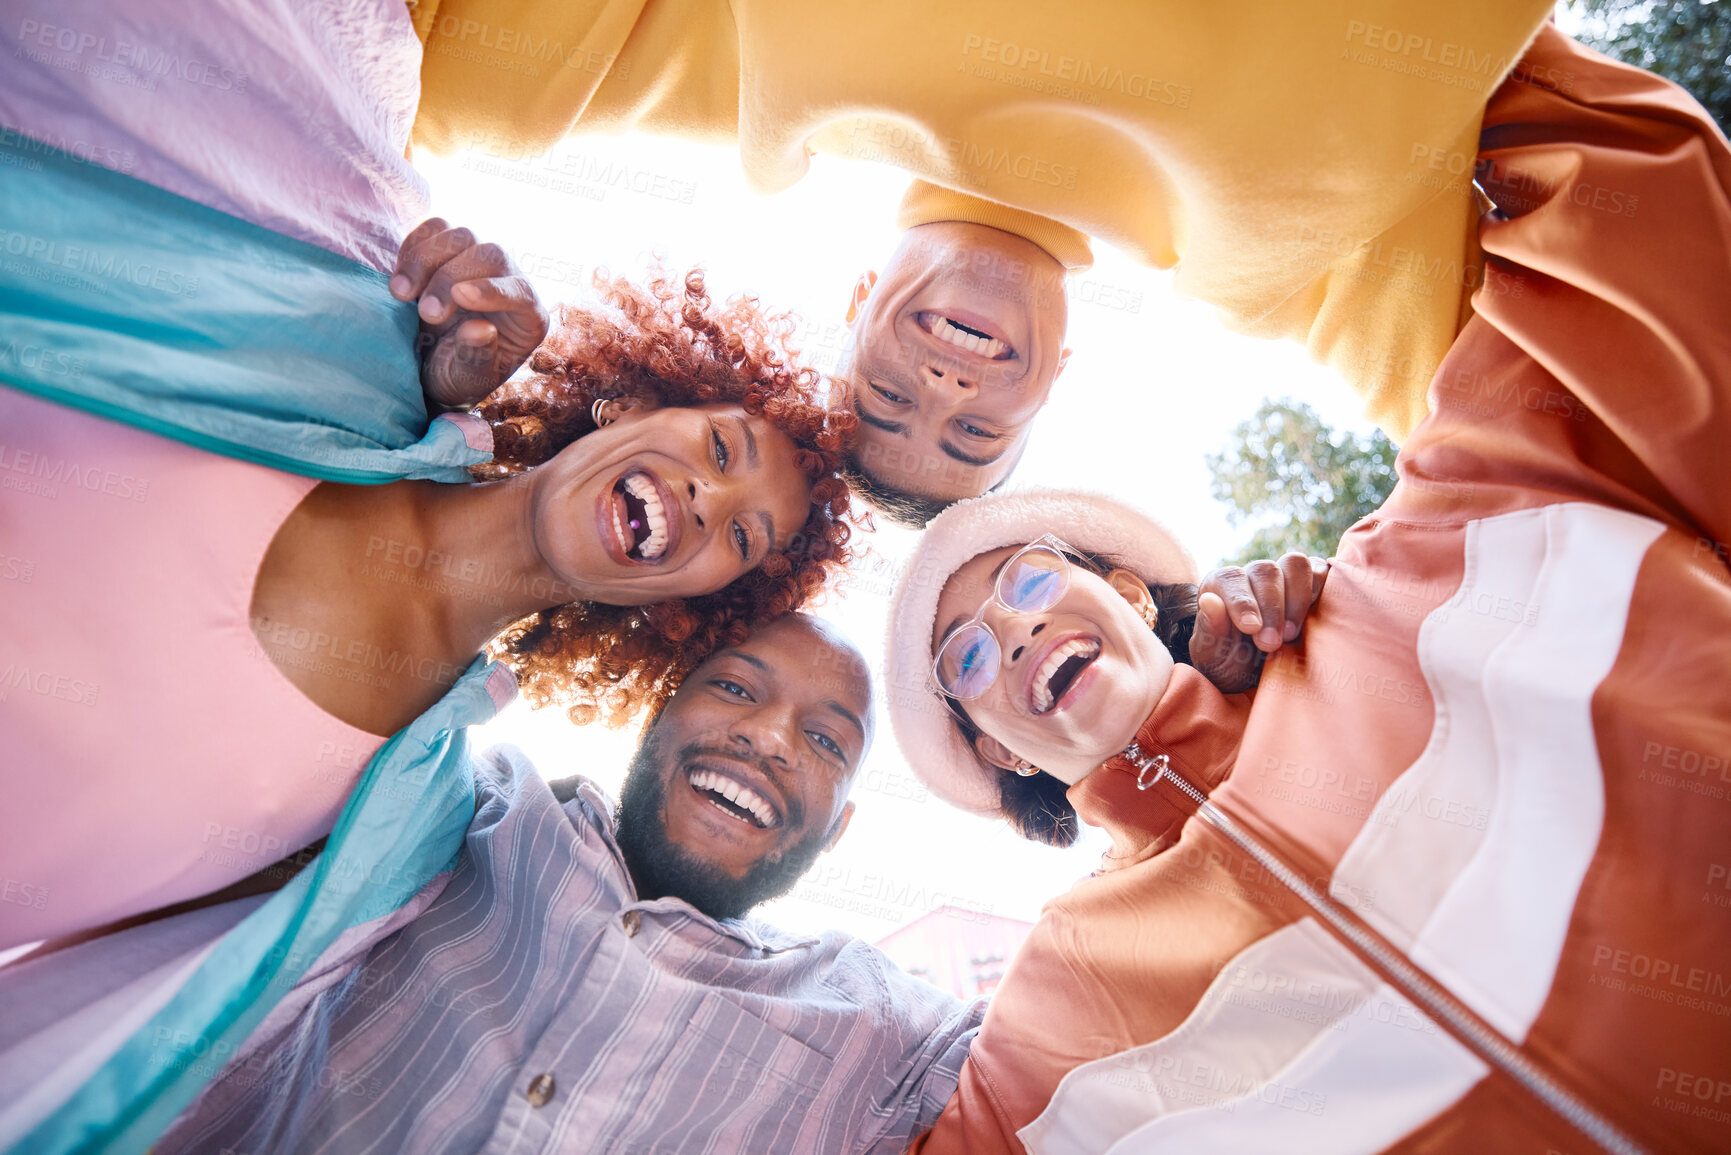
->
[1121,741,1171,792]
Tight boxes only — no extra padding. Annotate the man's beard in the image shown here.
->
[613,725,835,922]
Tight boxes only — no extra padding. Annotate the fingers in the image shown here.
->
[452,316,499,350]
[391,217,448,287]
[394,221,550,411]
[1243,559,1285,651]
[449,274,535,314]
[1277,553,1329,642]
[1201,566,1264,640]
[391,218,477,311]
[1277,553,1315,642]
[420,318,504,410]
[1188,590,1264,695]
[449,274,549,348]
[1188,589,1225,665]
[1196,589,1232,642]
[418,241,515,325]
[392,223,537,331]
[1190,552,1330,694]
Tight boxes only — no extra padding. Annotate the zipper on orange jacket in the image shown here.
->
[1119,741,1650,1155]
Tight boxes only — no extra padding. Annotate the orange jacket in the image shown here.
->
[916,27,1731,1155]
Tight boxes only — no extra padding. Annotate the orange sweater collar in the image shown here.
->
[1066,665,1250,870]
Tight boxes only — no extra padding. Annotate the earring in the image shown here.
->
[591,398,613,428]
[1140,602,1160,630]
[1011,759,1040,777]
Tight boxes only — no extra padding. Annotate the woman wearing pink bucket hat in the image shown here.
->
[884,487,1320,845]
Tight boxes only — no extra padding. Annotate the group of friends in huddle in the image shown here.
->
[2,1,1729,1152]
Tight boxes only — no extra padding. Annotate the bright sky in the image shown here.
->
[419,134,1381,942]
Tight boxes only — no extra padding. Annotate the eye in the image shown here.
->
[808,730,844,758]
[937,623,1000,699]
[956,420,997,439]
[711,678,754,700]
[732,521,751,561]
[711,424,731,472]
[1007,568,1061,606]
[870,383,910,406]
[958,638,991,675]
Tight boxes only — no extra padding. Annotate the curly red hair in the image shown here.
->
[470,267,859,727]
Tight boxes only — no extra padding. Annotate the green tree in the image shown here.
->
[1206,399,1398,565]
[1563,0,1730,132]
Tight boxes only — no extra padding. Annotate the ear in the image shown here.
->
[607,394,663,422]
[823,800,856,852]
[1106,567,1154,623]
[845,271,879,324]
[1054,346,1073,383]
[972,732,1025,773]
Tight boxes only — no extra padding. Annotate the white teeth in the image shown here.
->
[611,501,630,552]
[1030,638,1101,713]
[933,315,1007,359]
[688,769,776,828]
[622,473,669,560]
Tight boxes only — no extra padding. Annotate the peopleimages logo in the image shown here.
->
[16,19,249,93]
[837,119,1080,192]
[425,15,627,78]
[0,338,85,379]
[0,227,200,298]
[0,877,49,911]
[0,663,100,707]
[1345,22,1506,68]
[0,123,137,173]
[959,35,1191,107]
[0,441,150,501]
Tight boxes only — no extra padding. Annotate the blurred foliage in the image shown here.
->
[1205,399,1398,565]
[1563,0,1730,131]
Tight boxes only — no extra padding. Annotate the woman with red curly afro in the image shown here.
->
[472,265,860,726]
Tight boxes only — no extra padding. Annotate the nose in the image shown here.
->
[684,471,749,536]
[918,358,977,399]
[982,602,1047,668]
[728,700,796,769]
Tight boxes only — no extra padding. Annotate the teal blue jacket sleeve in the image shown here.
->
[0,131,489,484]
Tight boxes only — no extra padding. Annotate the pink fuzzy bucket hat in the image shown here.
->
[884,489,1197,818]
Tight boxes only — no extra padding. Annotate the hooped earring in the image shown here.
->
[1011,759,1040,777]
[591,398,614,428]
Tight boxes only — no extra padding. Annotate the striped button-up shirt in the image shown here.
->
[158,746,983,1154]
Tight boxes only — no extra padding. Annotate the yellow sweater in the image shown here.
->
[410,0,1554,439]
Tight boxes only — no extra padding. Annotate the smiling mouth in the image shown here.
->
[611,470,671,562]
[917,312,1015,361]
[687,767,780,829]
[1030,637,1101,715]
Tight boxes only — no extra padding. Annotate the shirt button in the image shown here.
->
[525,1073,556,1108]
[621,910,641,938]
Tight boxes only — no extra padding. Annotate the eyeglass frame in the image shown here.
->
[931,534,1078,702]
